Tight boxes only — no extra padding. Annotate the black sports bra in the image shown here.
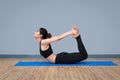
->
[39,43,53,58]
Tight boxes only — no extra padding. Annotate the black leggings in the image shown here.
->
[55,35,88,64]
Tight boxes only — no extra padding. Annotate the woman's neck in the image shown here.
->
[36,38,42,43]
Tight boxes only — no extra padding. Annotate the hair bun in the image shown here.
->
[47,33,52,38]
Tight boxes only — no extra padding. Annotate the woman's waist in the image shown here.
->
[46,53,56,63]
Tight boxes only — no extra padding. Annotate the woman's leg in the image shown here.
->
[55,26,88,64]
[55,35,88,64]
[75,35,88,60]
[72,26,88,60]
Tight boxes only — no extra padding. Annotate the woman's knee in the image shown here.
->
[82,52,88,60]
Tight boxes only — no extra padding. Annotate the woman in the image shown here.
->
[34,25,88,64]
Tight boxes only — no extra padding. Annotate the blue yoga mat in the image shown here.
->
[15,61,117,66]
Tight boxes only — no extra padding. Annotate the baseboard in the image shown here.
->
[0,54,120,58]
[0,55,42,58]
[88,54,120,58]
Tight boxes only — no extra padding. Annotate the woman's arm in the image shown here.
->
[41,30,74,44]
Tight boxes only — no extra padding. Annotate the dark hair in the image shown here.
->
[39,28,52,39]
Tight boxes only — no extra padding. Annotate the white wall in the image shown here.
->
[0,0,120,55]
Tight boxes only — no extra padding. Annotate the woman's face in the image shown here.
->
[34,30,42,38]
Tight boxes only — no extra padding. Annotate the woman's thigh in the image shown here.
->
[55,52,83,64]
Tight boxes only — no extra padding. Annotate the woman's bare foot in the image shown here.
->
[72,25,80,38]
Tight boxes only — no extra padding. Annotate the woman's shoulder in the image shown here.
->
[41,39,50,45]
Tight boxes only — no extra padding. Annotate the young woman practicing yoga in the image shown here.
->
[34,25,88,64]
